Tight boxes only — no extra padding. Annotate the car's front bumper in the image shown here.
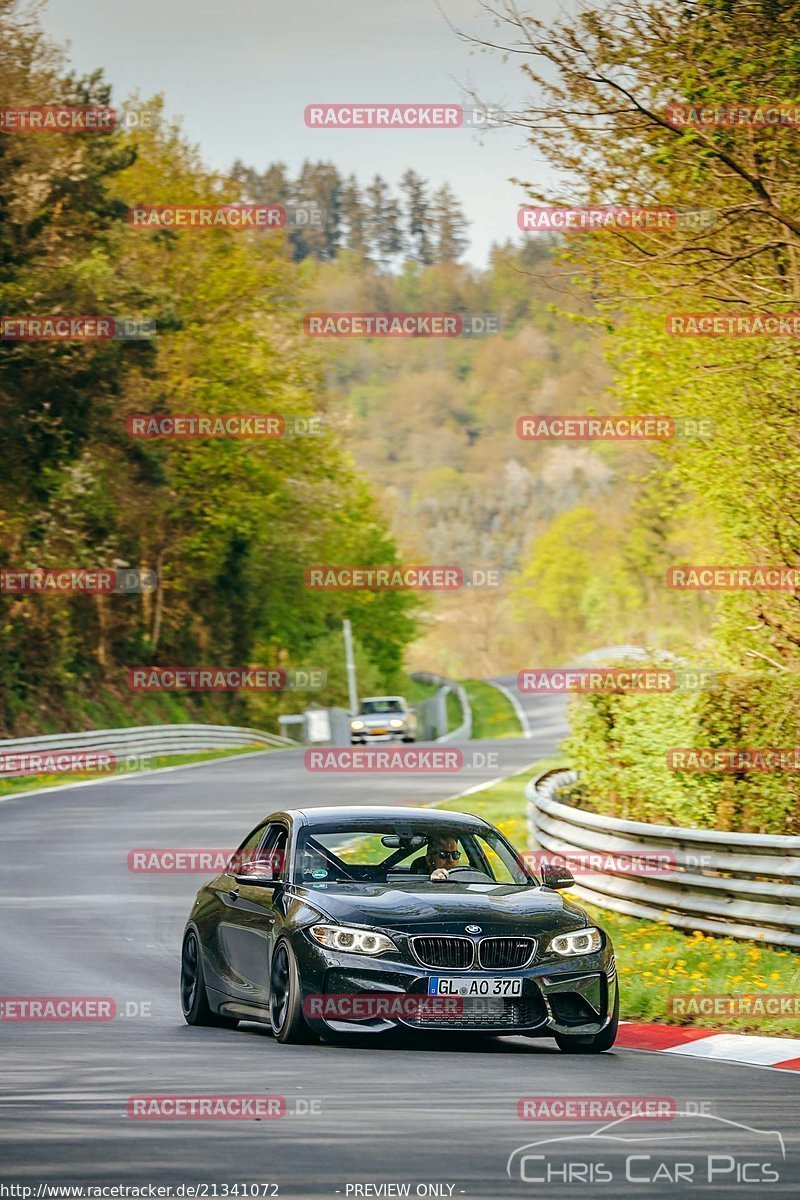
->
[349,730,408,744]
[294,933,617,1038]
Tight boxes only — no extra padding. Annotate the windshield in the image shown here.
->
[360,699,404,715]
[293,820,535,887]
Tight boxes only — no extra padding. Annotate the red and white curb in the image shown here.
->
[617,1021,800,1071]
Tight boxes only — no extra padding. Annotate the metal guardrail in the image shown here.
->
[527,768,800,948]
[437,684,472,743]
[0,723,297,774]
[410,673,472,742]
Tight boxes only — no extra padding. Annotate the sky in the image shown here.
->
[40,0,566,266]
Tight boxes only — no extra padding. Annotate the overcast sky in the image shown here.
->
[41,0,566,266]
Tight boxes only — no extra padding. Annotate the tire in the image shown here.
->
[269,939,317,1044]
[554,988,619,1054]
[181,929,239,1028]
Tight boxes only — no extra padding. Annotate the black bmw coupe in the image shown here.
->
[180,805,618,1052]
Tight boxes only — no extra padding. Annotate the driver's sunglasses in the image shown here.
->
[434,849,461,861]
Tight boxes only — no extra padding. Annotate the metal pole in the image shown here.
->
[342,619,358,715]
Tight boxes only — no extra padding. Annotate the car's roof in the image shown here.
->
[277,805,492,829]
[361,696,405,703]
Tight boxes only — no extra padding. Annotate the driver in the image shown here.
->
[410,834,461,880]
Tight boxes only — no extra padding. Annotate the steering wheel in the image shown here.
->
[443,866,495,882]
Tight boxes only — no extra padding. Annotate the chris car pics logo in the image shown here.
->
[506,1112,784,1187]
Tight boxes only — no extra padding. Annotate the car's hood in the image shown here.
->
[292,882,587,935]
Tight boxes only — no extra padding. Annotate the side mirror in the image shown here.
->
[541,863,575,890]
[234,858,281,887]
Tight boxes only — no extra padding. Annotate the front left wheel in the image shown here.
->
[181,929,239,1028]
[269,939,317,1044]
[554,988,618,1054]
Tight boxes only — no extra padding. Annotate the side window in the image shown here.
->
[258,825,289,880]
[228,824,267,873]
[481,842,516,884]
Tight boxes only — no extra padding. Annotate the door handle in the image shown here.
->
[227,887,240,902]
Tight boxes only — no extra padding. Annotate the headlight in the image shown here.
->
[309,924,397,956]
[548,927,602,957]
[350,719,365,730]
[388,719,404,729]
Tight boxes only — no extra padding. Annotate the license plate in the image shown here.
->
[427,977,523,997]
[370,728,388,735]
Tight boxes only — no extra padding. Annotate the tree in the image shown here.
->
[430,183,469,263]
[365,175,404,266]
[481,0,800,665]
[292,160,341,260]
[339,174,369,258]
[469,0,800,821]
[400,169,433,264]
[0,1,419,735]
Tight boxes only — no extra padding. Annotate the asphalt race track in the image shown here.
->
[1,690,798,1198]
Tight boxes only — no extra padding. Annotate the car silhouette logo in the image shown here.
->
[465,925,481,934]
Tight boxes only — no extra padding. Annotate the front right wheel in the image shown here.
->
[269,939,317,1044]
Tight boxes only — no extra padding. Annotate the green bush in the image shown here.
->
[563,668,800,834]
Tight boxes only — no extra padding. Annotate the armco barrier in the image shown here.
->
[410,673,472,742]
[0,723,297,775]
[527,768,800,948]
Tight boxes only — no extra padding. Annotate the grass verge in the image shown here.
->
[438,761,800,1037]
[446,688,463,732]
[462,680,523,739]
[0,744,276,800]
